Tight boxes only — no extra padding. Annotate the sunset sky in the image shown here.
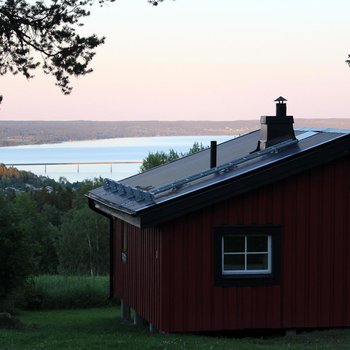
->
[1,0,350,121]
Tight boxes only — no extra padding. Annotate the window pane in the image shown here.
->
[247,236,268,252]
[224,254,245,271]
[224,236,245,253]
[247,254,268,270]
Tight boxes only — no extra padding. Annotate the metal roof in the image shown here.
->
[87,128,350,227]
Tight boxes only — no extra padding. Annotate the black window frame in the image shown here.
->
[214,225,281,287]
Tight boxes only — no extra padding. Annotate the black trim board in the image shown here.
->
[109,218,114,299]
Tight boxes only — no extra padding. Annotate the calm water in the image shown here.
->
[0,135,232,182]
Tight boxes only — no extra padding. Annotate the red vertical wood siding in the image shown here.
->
[113,220,162,329]
[113,155,350,332]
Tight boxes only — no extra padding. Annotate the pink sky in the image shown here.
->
[1,0,350,121]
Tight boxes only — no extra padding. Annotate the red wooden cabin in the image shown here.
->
[88,98,350,333]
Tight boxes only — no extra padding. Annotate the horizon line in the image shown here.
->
[1,117,349,123]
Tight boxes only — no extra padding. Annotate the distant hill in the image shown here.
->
[0,119,349,147]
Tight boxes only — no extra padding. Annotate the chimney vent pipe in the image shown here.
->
[210,141,217,168]
[275,96,287,117]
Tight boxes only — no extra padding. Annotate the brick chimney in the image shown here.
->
[256,97,296,151]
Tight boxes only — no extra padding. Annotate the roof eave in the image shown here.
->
[87,195,142,227]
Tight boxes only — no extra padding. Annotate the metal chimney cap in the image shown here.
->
[274,96,287,103]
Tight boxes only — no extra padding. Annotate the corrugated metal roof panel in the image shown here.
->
[121,130,260,190]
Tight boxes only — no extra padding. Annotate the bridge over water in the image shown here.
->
[4,161,143,174]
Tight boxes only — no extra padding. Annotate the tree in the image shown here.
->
[0,0,170,94]
[14,192,59,274]
[140,149,180,172]
[71,177,103,209]
[140,142,207,172]
[0,196,35,309]
[147,0,172,5]
[57,206,109,276]
[185,141,206,156]
[55,178,108,276]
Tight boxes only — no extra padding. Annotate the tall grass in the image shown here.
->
[25,275,114,310]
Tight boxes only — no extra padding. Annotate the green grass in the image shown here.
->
[24,275,114,310]
[1,307,350,349]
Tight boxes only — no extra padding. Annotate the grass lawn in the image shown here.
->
[1,307,350,350]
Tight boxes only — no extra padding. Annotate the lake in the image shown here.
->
[0,135,233,182]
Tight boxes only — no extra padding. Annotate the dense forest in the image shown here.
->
[0,164,109,275]
[0,165,109,309]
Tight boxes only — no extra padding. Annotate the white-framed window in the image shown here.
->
[214,225,281,287]
[222,235,272,275]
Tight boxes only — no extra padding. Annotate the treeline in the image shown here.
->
[2,119,350,148]
[0,167,109,309]
[0,120,260,147]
